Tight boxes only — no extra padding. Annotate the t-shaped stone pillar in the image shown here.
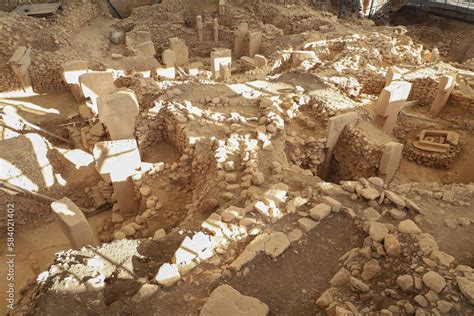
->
[234,23,248,59]
[211,48,232,80]
[8,46,33,93]
[93,139,142,215]
[379,142,404,183]
[79,71,117,116]
[459,150,474,184]
[60,60,89,102]
[219,0,226,16]
[321,112,359,180]
[429,74,456,116]
[214,18,219,43]
[196,15,204,42]
[51,197,99,249]
[169,37,189,66]
[249,32,262,58]
[385,66,402,86]
[97,89,140,141]
[374,80,412,135]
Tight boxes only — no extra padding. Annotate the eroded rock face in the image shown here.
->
[200,284,269,316]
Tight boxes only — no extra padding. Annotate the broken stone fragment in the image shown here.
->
[315,287,338,308]
[398,220,421,234]
[397,274,414,292]
[330,268,351,286]
[384,234,401,257]
[297,218,318,233]
[384,190,406,208]
[155,263,181,287]
[264,232,290,258]
[200,284,269,316]
[132,284,161,303]
[350,277,369,293]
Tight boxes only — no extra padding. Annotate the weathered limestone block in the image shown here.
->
[379,141,403,183]
[97,89,139,140]
[430,74,456,116]
[51,198,98,249]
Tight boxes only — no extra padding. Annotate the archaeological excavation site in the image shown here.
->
[0,0,473,315]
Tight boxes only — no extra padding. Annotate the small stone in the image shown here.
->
[360,188,380,200]
[287,229,303,242]
[114,231,126,240]
[112,212,124,223]
[153,229,166,240]
[363,207,381,222]
[316,287,337,308]
[456,276,474,305]
[350,277,369,293]
[414,295,429,307]
[319,196,341,212]
[397,275,414,292]
[121,225,136,236]
[384,234,401,257]
[398,220,422,234]
[389,208,406,220]
[384,190,406,208]
[252,172,265,186]
[140,186,152,197]
[362,259,381,281]
[422,271,446,293]
[309,203,331,221]
[369,222,389,242]
[429,250,454,267]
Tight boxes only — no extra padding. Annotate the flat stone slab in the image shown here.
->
[200,284,269,316]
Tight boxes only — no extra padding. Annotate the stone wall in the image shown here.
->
[330,126,384,182]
